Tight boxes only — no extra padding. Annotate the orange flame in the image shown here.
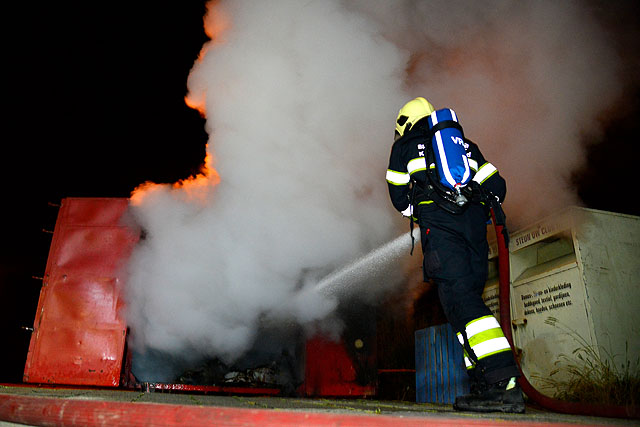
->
[130,146,220,207]
[185,93,206,117]
[184,1,231,118]
[172,148,220,202]
[131,3,230,207]
[203,0,231,42]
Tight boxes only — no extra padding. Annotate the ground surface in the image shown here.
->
[0,384,637,426]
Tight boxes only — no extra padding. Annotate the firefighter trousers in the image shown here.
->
[418,202,519,385]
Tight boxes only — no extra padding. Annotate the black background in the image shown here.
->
[2,2,209,382]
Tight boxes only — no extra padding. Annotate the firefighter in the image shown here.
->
[386,97,524,413]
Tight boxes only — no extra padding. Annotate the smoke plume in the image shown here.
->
[124,0,631,381]
[345,0,628,225]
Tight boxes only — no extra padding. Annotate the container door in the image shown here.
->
[23,198,138,386]
[511,263,594,393]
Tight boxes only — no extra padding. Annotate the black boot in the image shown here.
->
[454,377,525,413]
[467,369,487,395]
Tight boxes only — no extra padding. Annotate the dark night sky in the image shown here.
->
[1,1,639,383]
[2,2,210,381]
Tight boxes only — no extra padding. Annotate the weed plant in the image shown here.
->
[533,317,639,406]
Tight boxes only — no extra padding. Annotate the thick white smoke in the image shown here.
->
[346,0,624,226]
[124,0,409,381]
[124,0,627,381]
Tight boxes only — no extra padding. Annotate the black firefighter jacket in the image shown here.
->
[386,122,506,217]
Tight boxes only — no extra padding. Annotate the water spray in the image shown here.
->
[313,231,419,300]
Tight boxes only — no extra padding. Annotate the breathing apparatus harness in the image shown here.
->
[407,176,508,255]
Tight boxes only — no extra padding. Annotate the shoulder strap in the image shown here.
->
[420,127,438,182]
[429,119,464,137]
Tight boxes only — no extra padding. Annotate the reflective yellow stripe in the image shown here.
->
[468,158,478,172]
[472,162,497,184]
[465,316,500,338]
[386,169,410,185]
[456,333,476,369]
[464,315,511,360]
[471,337,512,360]
[464,356,474,369]
[407,157,427,175]
[468,327,507,348]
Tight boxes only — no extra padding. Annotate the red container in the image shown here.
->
[23,198,138,386]
[22,197,376,396]
[303,336,376,397]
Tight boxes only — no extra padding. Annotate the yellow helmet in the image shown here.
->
[395,97,435,138]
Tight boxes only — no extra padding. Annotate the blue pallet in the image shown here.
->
[415,324,469,404]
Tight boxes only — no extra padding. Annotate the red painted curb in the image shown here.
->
[0,394,584,427]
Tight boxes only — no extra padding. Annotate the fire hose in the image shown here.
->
[491,208,639,419]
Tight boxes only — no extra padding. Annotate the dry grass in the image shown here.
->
[533,317,639,406]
